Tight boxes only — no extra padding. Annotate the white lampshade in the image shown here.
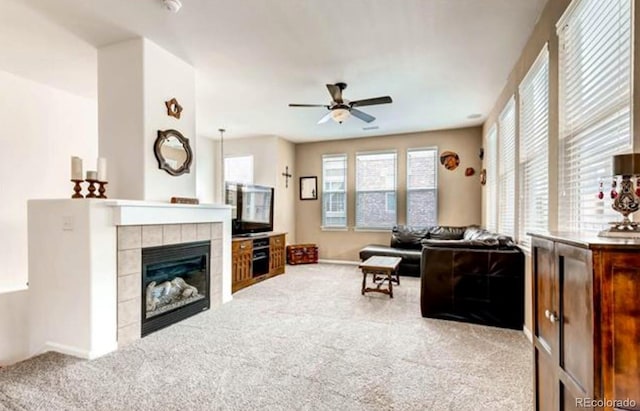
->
[331,108,350,123]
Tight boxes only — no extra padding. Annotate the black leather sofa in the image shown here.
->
[359,225,524,329]
[358,226,430,277]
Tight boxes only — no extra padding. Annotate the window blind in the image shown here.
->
[518,46,549,249]
[557,0,632,231]
[485,125,498,232]
[406,148,438,227]
[498,97,516,237]
[224,155,254,184]
[355,151,397,229]
[322,154,347,227]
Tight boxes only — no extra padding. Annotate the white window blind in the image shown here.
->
[407,148,438,227]
[518,46,549,249]
[485,125,498,232]
[322,154,347,227]
[356,151,397,229]
[498,97,516,237]
[557,0,632,231]
[224,155,253,184]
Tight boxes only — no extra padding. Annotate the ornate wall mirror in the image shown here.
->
[154,129,193,176]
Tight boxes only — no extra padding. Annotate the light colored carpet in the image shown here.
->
[0,263,533,411]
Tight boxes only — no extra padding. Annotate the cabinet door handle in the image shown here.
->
[544,309,559,323]
[240,244,246,249]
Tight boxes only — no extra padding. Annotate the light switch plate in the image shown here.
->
[62,216,74,231]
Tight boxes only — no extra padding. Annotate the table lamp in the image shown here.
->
[599,153,640,237]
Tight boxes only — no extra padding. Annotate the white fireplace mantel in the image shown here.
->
[27,199,232,361]
[105,200,232,226]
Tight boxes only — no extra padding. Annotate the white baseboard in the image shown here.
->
[43,341,117,360]
[523,325,533,342]
[317,259,360,266]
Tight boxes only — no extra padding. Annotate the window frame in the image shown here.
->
[223,154,254,185]
[518,45,550,250]
[406,147,438,228]
[355,150,398,230]
[556,0,633,231]
[321,153,348,229]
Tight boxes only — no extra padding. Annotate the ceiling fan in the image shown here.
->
[289,83,392,124]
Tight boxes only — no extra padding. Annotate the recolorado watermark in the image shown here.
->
[576,398,637,408]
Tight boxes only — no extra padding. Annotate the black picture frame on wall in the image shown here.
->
[300,176,317,200]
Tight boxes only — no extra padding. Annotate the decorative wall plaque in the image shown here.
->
[165,98,183,119]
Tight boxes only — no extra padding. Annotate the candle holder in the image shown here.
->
[71,179,84,199]
[599,153,640,238]
[86,179,98,198]
[98,181,108,199]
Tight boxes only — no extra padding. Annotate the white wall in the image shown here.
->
[197,136,216,203]
[0,290,29,365]
[143,40,196,201]
[98,39,145,200]
[224,136,297,241]
[98,38,197,202]
[276,138,297,243]
[224,136,279,186]
[0,0,98,365]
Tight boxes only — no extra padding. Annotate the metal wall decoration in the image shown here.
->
[480,169,487,185]
[282,166,293,188]
[165,98,183,119]
[154,129,193,176]
[465,167,475,177]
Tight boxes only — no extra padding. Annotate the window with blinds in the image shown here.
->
[557,0,632,231]
[407,148,438,227]
[322,154,347,228]
[224,155,254,184]
[355,151,397,229]
[518,46,549,249]
[485,125,498,232]
[498,97,516,238]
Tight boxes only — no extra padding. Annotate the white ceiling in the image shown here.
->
[20,0,546,142]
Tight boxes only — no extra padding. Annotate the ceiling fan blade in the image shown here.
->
[289,103,328,108]
[350,108,375,123]
[350,96,393,107]
[317,112,333,124]
[326,84,343,103]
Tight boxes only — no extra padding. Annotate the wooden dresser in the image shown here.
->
[530,232,640,411]
[232,232,286,293]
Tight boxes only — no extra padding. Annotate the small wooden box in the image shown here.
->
[286,244,318,265]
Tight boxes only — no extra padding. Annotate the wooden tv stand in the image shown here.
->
[231,232,286,293]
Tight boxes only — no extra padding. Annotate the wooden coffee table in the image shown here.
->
[359,256,402,298]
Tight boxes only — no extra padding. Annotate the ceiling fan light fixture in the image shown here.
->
[162,0,182,13]
[331,107,350,123]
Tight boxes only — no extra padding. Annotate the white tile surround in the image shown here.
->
[116,222,223,346]
[27,199,232,360]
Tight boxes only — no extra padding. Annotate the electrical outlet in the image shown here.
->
[62,216,74,231]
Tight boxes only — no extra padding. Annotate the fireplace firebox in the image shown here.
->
[141,241,210,336]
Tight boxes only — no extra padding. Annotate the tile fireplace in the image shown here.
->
[28,199,232,360]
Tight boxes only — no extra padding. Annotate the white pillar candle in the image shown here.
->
[71,156,83,180]
[86,170,98,180]
[97,157,107,182]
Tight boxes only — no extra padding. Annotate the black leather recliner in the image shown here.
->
[419,226,524,329]
[359,225,525,329]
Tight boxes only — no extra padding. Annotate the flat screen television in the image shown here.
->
[225,182,274,236]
